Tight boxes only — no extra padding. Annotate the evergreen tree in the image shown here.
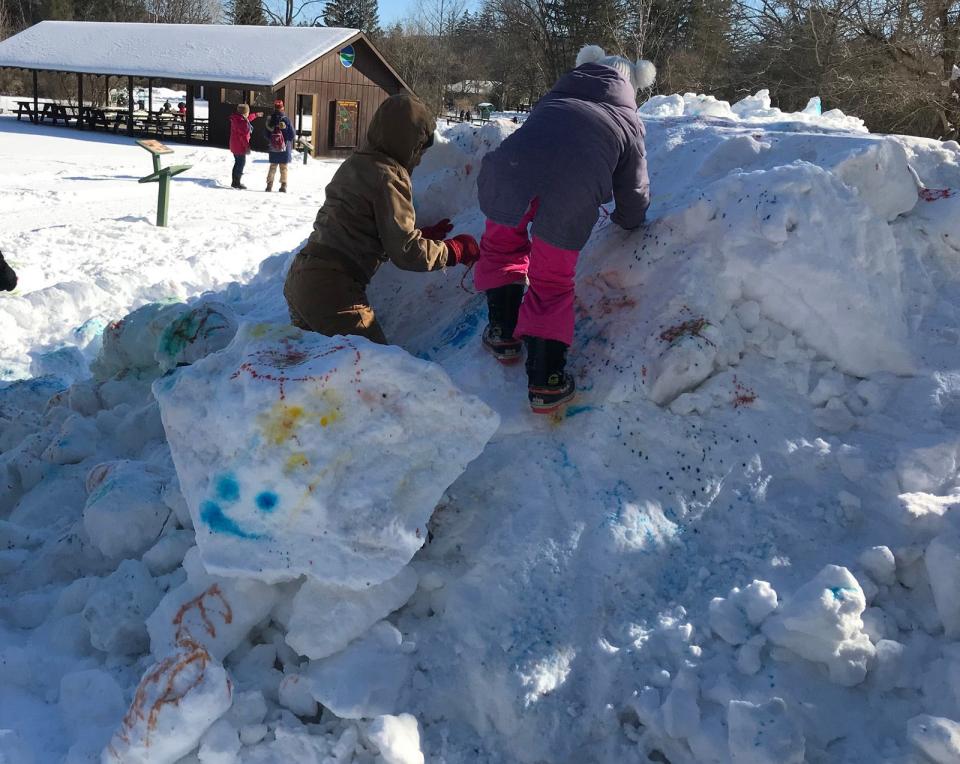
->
[323,0,379,35]
[228,0,265,24]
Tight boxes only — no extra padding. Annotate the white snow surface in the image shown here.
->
[0,21,358,86]
[5,92,960,762]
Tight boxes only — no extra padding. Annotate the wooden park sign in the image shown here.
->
[136,139,191,227]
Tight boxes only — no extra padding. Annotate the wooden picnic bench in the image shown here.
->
[41,102,79,126]
[16,101,37,123]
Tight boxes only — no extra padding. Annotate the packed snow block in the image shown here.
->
[155,301,238,373]
[727,698,805,764]
[0,729,34,764]
[366,714,425,764]
[42,412,99,465]
[832,138,917,221]
[924,532,960,638]
[762,565,875,686]
[278,673,318,717]
[102,641,232,764]
[709,581,779,645]
[897,440,960,494]
[91,301,188,381]
[59,669,127,738]
[147,548,278,662]
[907,715,960,764]
[153,323,499,587]
[286,567,419,660]
[82,559,163,655]
[29,345,89,385]
[82,460,171,563]
[305,620,412,719]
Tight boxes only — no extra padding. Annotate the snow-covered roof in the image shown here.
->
[0,21,360,87]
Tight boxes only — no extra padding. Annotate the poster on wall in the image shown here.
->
[332,100,359,148]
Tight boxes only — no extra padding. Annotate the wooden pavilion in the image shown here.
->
[0,21,411,157]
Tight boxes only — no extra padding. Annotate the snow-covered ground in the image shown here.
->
[4,90,960,763]
[0,115,339,381]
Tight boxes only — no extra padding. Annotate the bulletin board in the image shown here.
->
[331,100,360,149]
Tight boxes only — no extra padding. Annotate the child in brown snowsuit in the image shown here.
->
[284,94,479,343]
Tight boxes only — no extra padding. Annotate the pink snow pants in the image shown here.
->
[473,199,579,346]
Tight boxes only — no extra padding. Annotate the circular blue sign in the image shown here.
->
[339,45,355,68]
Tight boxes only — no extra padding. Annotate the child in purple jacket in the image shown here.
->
[475,45,655,413]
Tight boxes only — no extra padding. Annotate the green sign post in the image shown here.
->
[136,140,192,227]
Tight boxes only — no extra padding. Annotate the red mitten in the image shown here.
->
[445,235,480,267]
[420,218,454,240]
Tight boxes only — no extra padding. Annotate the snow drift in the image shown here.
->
[4,90,960,762]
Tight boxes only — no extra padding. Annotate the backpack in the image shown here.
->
[270,118,287,153]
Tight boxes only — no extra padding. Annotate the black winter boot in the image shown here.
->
[482,283,524,363]
[524,337,576,414]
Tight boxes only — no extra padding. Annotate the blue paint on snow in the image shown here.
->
[256,491,279,512]
[201,500,260,539]
[215,473,240,503]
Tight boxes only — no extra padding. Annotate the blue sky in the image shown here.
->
[377,0,479,26]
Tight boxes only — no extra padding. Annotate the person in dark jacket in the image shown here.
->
[0,250,17,292]
[474,44,655,413]
[265,99,295,193]
[228,104,263,190]
[284,94,480,344]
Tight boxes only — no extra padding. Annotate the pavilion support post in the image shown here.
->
[148,79,153,113]
[127,76,134,135]
[32,70,38,124]
[105,75,109,106]
[186,86,195,142]
[77,73,84,130]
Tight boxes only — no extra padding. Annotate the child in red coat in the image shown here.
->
[228,104,263,190]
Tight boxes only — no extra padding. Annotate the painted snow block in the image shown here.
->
[147,548,278,662]
[153,323,499,587]
[286,567,419,660]
[728,698,805,764]
[154,301,238,373]
[366,714,425,764]
[82,460,170,563]
[102,641,232,764]
[305,620,411,720]
[92,301,187,381]
[925,532,960,638]
[907,715,960,764]
[762,565,875,686]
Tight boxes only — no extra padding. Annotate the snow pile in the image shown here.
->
[6,89,960,763]
[640,88,866,132]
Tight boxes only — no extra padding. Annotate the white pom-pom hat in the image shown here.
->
[576,44,656,91]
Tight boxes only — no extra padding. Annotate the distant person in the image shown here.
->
[284,94,479,343]
[265,99,295,193]
[0,250,17,292]
[161,100,173,113]
[229,103,263,190]
[474,44,655,413]
[177,102,186,119]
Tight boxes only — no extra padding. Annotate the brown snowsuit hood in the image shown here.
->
[284,95,448,340]
[363,93,436,172]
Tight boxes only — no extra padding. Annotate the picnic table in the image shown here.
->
[40,102,79,125]
[80,106,126,132]
[16,101,37,123]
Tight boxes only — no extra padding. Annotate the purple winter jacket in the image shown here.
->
[478,63,650,251]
